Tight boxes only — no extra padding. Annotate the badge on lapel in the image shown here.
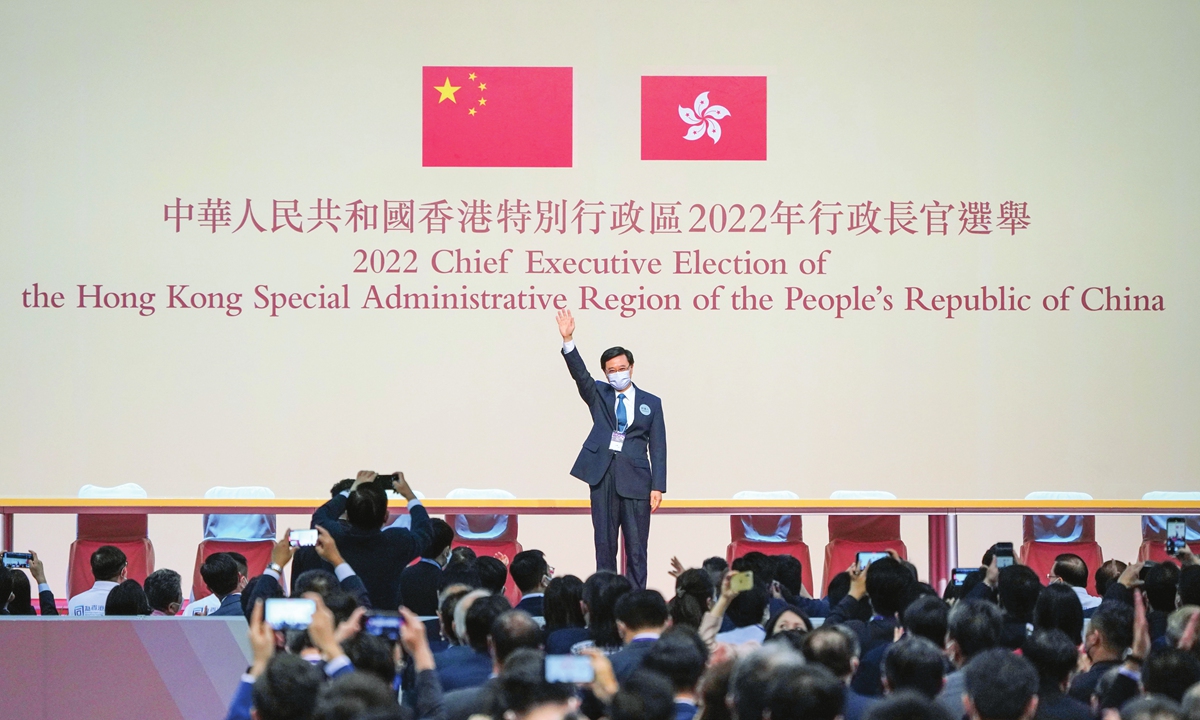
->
[639,404,651,416]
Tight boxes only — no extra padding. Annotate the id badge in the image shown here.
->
[609,432,625,452]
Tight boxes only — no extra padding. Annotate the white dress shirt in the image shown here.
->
[1070,584,1102,611]
[67,580,119,617]
[184,592,222,616]
[563,341,637,430]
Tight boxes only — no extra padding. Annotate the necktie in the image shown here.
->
[616,393,627,433]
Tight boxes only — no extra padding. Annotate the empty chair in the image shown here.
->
[444,488,523,603]
[68,484,155,599]
[726,491,813,595]
[1138,492,1200,563]
[1020,491,1103,594]
[822,491,907,596]
[191,486,277,601]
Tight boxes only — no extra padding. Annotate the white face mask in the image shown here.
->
[607,370,631,391]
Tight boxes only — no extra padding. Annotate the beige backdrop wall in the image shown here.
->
[1,2,1196,597]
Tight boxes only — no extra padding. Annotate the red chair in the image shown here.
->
[188,487,277,600]
[726,491,813,595]
[190,485,278,600]
[445,488,523,605]
[1137,493,1200,563]
[68,514,155,598]
[191,541,274,601]
[1019,492,1103,594]
[822,515,908,594]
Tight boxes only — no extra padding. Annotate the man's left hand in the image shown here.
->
[650,490,663,513]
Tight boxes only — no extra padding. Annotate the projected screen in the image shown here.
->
[1,2,1196,503]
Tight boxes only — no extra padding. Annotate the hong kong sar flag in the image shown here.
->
[641,76,767,160]
[423,66,572,167]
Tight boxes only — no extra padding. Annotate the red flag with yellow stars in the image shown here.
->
[422,66,572,167]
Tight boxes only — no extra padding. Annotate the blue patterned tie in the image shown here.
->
[616,393,627,433]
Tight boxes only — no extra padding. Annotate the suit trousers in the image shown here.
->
[590,463,651,589]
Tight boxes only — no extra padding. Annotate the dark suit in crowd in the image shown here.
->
[562,346,666,589]
[434,645,494,693]
[515,594,544,617]
[313,494,432,610]
[209,593,244,617]
[400,558,443,616]
[609,636,659,684]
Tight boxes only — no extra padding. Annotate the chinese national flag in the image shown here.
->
[422,66,572,167]
[641,76,767,161]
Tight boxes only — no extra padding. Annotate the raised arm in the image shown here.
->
[557,309,600,405]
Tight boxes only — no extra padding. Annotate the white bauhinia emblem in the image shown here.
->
[679,91,730,144]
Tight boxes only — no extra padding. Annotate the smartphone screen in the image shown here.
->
[951,567,974,587]
[729,570,754,592]
[289,529,318,548]
[1167,517,1187,555]
[265,598,316,630]
[857,551,890,568]
[545,654,595,683]
[365,612,403,641]
[1,552,32,569]
[994,542,1015,568]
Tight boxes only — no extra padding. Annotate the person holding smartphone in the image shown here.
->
[312,470,431,611]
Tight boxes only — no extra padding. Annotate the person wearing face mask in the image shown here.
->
[556,309,667,590]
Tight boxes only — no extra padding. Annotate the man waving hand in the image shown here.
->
[556,309,666,590]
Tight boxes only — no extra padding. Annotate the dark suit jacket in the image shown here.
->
[843,688,878,720]
[1036,687,1094,720]
[246,571,371,616]
[546,626,590,655]
[610,637,658,684]
[434,645,494,693]
[827,595,896,657]
[290,546,335,594]
[444,678,502,720]
[313,496,432,610]
[400,560,443,617]
[209,594,244,617]
[516,595,544,617]
[563,347,666,498]
[1068,659,1119,704]
[852,641,890,696]
[39,590,59,616]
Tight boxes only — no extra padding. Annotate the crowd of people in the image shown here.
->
[6,472,1200,720]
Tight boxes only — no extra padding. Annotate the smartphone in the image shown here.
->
[289,529,318,548]
[857,551,890,569]
[729,570,754,592]
[365,610,403,641]
[951,567,976,587]
[1166,517,1187,556]
[1,552,33,569]
[993,542,1015,568]
[265,598,316,630]
[545,654,595,683]
[1140,560,1159,581]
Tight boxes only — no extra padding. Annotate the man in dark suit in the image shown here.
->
[436,593,513,692]
[400,518,455,617]
[609,589,670,684]
[510,550,551,618]
[642,627,709,720]
[443,610,543,720]
[312,470,432,610]
[200,553,245,617]
[556,310,666,590]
